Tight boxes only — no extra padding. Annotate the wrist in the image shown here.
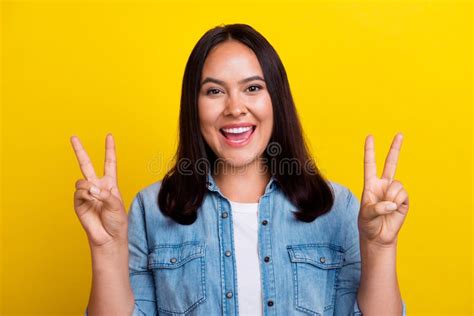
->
[90,244,129,276]
[360,236,398,251]
[90,238,129,260]
[360,237,398,270]
[360,237,398,264]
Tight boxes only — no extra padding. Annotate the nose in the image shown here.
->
[223,93,248,117]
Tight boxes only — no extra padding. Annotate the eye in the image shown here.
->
[246,85,262,92]
[206,88,222,95]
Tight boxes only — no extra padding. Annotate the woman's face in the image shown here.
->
[198,40,273,169]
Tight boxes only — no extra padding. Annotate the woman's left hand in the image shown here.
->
[358,133,410,248]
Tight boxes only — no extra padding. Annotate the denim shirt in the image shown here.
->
[85,174,406,316]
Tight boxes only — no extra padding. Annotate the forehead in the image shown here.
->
[202,40,263,77]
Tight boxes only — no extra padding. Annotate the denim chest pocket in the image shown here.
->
[287,243,344,316]
[148,241,207,315]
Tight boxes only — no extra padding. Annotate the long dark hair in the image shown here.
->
[158,23,334,225]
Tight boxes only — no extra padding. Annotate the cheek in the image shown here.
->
[252,95,273,130]
[198,99,221,137]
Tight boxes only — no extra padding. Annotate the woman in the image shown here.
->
[71,24,409,315]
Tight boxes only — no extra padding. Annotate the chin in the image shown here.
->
[216,151,260,170]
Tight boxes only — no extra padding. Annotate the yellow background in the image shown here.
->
[1,0,472,315]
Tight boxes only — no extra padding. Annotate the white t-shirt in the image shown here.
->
[228,200,263,316]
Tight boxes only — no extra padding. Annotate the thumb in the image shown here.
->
[362,201,398,221]
[89,186,123,212]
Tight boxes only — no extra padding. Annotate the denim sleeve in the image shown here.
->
[334,189,407,316]
[127,192,158,315]
[83,192,157,316]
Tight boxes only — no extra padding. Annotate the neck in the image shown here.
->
[213,158,270,203]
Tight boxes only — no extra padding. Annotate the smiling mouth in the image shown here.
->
[220,125,256,143]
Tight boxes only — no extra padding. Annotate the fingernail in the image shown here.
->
[386,202,397,211]
[90,186,100,196]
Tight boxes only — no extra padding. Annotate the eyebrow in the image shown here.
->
[200,75,265,87]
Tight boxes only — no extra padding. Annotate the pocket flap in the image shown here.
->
[148,242,205,269]
[287,244,344,269]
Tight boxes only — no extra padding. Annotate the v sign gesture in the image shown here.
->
[70,133,128,249]
[71,134,135,315]
[358,133,410,248]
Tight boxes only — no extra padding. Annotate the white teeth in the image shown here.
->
[221,126,253,134]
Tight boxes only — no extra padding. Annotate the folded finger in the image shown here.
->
[74,188,96,203]
[361,201,398,221]
[394,189,409,214]
[385,180,404,202]
[88,186,123,212]
[75,179,91,190]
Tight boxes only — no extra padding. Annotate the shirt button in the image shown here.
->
[320,257,326,263]
[225,250,232,257]
[221,212,228,219]
[226,291,233,299]
[264,256,270,262]
[170,257,177,263]
[262,220,268,225]
[267,300,274,306]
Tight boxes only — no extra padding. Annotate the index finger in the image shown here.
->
[364,134,377,184]
[381,132,404,181]
[104,133,117,179]
[70,135,98,181]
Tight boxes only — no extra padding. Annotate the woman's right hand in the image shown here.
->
[70,133,128,249]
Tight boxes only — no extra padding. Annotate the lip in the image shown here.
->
[219,125,257,148]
